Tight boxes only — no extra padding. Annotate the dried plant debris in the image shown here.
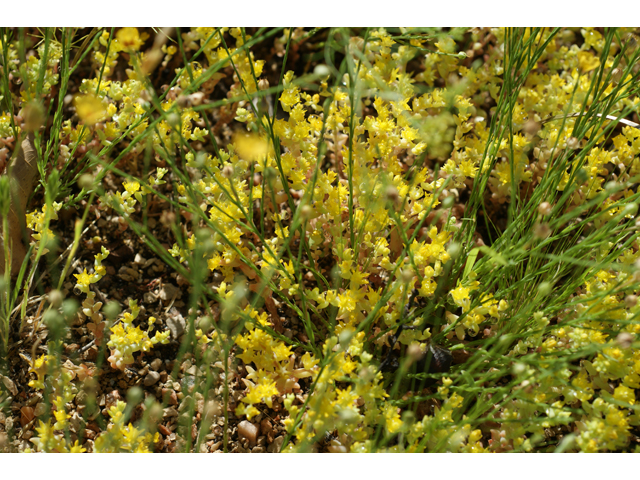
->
[0,133,38,276]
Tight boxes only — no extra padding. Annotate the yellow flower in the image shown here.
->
[280,76,300,113]
[74,93,107,125]
[116,27,144,52]
[451,284,471,310]
[613,385,635,405]
[123,180,141,196]
[28,354,51,389]
[383,404,403,434]
[53,407,69,430]
[74,269,93,288]
[233,131,270,162]
[69,440,87,453]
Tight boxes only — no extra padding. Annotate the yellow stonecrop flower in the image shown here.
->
[74,93,108,125]
[74,246,109,294]
[235,311,319,419]
[0,112,14,137]
[115,27,147,52]
[26,202,62,253]
[30,420,67,453]
[27,355,81,452]
[107,299,170,370]
[19,26,640,451]
[28,354,53,390]
[110,169,166,219]
[93,401,159,452]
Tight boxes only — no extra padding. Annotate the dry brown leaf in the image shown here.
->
[0,133,38,276]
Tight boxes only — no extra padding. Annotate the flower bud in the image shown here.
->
[314,64,331,77]
[189,92,205,106]
[538,202,552,216]
[625,295,638,308]
[177,94,191,109]
[221,165,234,179]
[442,195,455,208]
[523,119,540,136]
[166,112,180,127]
[300,204,312,219]
[78,173,95,190]
[605,181,619,193]
[538,281,552,296]
[126,386,143,405]
[623,203,638,217]
[48,289,64,309]
[400,268,414,284]
[616,332,634,349]
[566,137,579,150]
[447,242,462,260]
[407,343,426,366]
[533,222,551,240]
[385,185,399,203]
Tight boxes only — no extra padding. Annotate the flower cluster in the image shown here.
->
[74,246,109,295]
[27,354,81,452]
[282,332,389,451]
[93,400,159,452]
[29,420,86,453]
[8,27,640,452]
[106,299,170,370]
[234,309,319,420]
[109,168,167,218]
[26,201,62,254]
[73,246,110,345]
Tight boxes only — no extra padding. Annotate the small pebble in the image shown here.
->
[144,371,161,386]
[260,418,273,436]
[267,435,284,453]
[75,390,88,406]
[166,308,186,340]
[159,283,181,301]
[237,420,260,446]
[163,407,178,418]
[150,358,163,371]
[162,388,178,405]
[1,376,18,396]
[34,403,47,416]
[143,292,157,304]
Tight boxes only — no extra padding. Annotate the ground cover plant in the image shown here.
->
[1,27,640,452]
